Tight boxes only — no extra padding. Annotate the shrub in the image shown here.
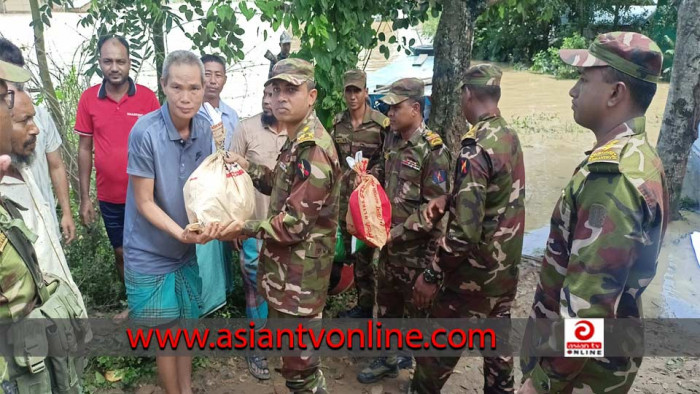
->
[530,32,589,79]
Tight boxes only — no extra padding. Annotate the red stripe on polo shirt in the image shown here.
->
[74,81,160,204]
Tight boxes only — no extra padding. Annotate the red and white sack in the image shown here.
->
[345,152,392,248]
[183,151,255,231]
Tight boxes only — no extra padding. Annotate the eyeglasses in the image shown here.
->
[0,90,14,110]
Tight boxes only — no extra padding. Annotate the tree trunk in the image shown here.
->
[656,0,700,219]
[152,12,166,102]
[428,1,496,157]
[29,0,65,131]
[427,0,471,155]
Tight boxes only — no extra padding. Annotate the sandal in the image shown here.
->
[247,355,270,380]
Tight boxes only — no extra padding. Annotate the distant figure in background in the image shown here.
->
[0,38,76,243]
[267,31,292,78]
[198,54,239,151]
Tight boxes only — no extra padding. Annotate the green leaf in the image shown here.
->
[388,35,397,44]
[239,1,256,20]
[409,38,415,46]
[378,32,385,41]
[184,9,193,21]
[206,21,216,36]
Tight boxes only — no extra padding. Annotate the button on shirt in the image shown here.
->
[123,103,212,275]
[197,99,239,152]
[74,78,160,204]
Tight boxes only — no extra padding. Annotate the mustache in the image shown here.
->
[24,136,37,147]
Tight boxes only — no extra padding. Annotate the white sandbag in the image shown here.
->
[183,150,255,230]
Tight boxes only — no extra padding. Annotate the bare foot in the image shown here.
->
[112,308,129,324]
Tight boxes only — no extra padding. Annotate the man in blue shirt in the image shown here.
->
[124,50,221,394]
[197,54,238,152]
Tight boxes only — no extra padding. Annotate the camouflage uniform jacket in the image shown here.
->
[0,198,47,382]
[331,107,389,223]
[437,114,525,297]
[243,111,341,316]
[374,123,451,268]
[522,117,669,392]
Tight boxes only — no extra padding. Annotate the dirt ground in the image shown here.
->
[127,250,700,394]
[116,70,700,393]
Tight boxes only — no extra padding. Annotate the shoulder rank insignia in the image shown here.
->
[382,117,390,128]
[587,138,627,173]
[0,232,7,253]
[589,139,622,164]
[423,130,443,149]
[461,124,479,142]
[296,126,316,146]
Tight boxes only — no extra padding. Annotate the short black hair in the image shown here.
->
[407,97,425,116]
[200,54,226,68]
[465,84,501,102]
[601,66,656,112]
[0,38,25,67]
[97,35,130,57]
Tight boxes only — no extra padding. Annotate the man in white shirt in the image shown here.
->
[0,38,76,243]
[2,87,86,316]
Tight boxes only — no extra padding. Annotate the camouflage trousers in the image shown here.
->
[377,258,426,319]
[412,290,516,394]
[268,308,326,393]
[340,226,376,309]
[522,357,643,394]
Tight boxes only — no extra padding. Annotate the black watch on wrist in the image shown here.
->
[423,266,443,284]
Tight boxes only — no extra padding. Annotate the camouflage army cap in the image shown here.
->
[379,78,424,105]
[265,58,314,86]
[0,60,31,84]
[343,69,366,89]
[458,64,502,89]
[559,31,662,84]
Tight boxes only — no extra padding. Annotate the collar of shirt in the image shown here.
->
[407,122,427,146]
[97,77,137,100]
[162,102,200,142]
[342,105,373,126]
[588,116,646,153]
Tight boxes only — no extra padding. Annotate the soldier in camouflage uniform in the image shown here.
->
[518,32,669,394]
[1,60,87,393]
[332,69,389,319]
[357,78,451,384]
[223,58,341,394]
[410,64,526,394]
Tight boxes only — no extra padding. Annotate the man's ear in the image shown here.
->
[308,88,318,106]
[608,81,628,108]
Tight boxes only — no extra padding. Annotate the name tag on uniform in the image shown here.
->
[401,159,420,171]
[279,162,288,171]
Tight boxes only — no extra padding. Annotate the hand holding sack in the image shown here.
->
[183,151,256,231]
[203,102,227,150]
[345,152,391,248]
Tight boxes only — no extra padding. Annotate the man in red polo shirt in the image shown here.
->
[75,35,160,319]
